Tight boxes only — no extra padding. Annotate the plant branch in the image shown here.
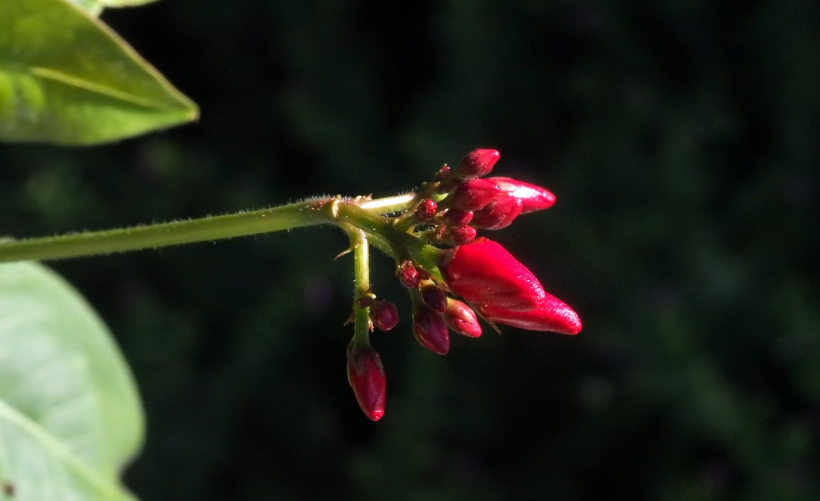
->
[349,228,371,344]
[0,197,446,281]
[0,200,335,263]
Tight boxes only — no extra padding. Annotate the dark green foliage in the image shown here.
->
[2,0,819,499]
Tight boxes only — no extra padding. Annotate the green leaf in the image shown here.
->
[100,0,160,7]
[66,0,161,17]
[0,262,144,500]
[0,0,198,146]
[65,0,104,17]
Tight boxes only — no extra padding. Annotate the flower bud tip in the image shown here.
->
[455,149,501,179]
[413,306,450,354]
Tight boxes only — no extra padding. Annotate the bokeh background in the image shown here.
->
[2,1,819,499]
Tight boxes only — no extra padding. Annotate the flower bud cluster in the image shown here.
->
[344,148,581,420]
[407,149,559,247]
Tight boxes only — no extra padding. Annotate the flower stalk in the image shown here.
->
[349,228,372,344]
[1,147,584,421]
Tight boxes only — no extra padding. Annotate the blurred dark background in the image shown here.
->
[2,0,819,499]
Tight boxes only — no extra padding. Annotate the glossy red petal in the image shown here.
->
[479,293,582,335]
[488,177,556,213]
[439,239,546,311]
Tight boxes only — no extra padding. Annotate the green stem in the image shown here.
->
[349,229,371,344]
[358,193,416,213]
[0,199,335,264]
[334,204,444,281]
[0,197,445,281]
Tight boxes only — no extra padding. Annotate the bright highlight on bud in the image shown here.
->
[488,177,556,214]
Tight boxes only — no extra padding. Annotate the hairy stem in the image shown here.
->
[0,200,336,264]
[0,197,445,279]
[358,193,416,213]
[349,229,371,344]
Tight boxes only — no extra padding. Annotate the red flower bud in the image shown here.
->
[441,209,473,227]
[414,199,437,221]
[445,179,501,211]
[420,283,448,313]
[444,299,482,338]
[478,293,582,335]
[369,299,399,331]
[347,344,386,421]
[398,261,420,288]
[412,306,450,355]
[471,195,524,230]
[435,164,452,182]
[454,149,501,179]
[486,177,556,214]
[445,225,477,246]
[439,239,546,311]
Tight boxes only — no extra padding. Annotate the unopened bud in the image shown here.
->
[370,299,399,331]
[445,299,482,338]
[420,283,448,313]
[472,196,524,230]
[438,238,546,312]
[444,179,501,212]
[346,343,386,421]
[398,261,421,288]
[435,164,452,181]
[454,149,501,179]
[414,199,437,221]
[412,306,450,355]
[445,225,477,246]
[486,177,556,213]
[478,294,582,335]
[441,209,473,227]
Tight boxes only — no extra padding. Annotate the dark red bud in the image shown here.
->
[347,344,386,420]
[478,293,582,335]
[420,283,448,313]
[414,199,438,221]
[471,196,524,230]
[412,306,450,354]
[445,299,482,338]
[398,261,420,288]
[446,225,477,246]
[486,177,556,214]
[441,209,473,227]
[369,299,399,331]
[445,179,501,211]
[435,164,452,182]
[439,238,546,312]
[454,149,501,179]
